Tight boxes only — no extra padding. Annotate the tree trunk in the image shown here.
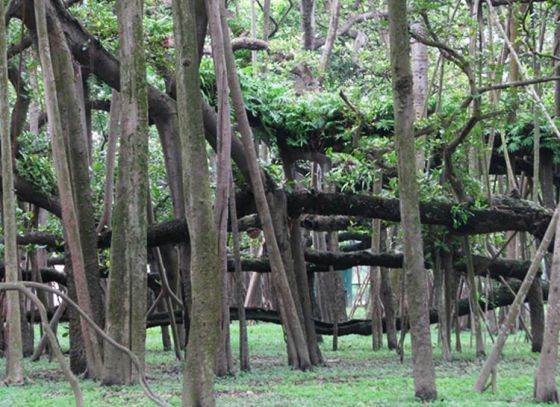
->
[206,0,234,376]
[380,267,398,350]
[34,0,103,378]
[411,21,428,170]
[388,0,437,400]
[534,209,560,402]
[290,218,324,365]
[319,0,341,74]
[528,277,545,352]
[96,90,121,234]
[50,23,104,337]
[103,0,149,385]
[230,179,250,371]
[218,0,312,370]
[0,0,24,382]
[370,216,383,351]
[172,0,221,403]
[301,0,315,50]
[474,204,560,392]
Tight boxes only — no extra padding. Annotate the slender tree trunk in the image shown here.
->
[462,237,485,356]
[96,90,121,234]
[370,218,383,351]
[411,21,428,170]
[380,267,398,350]
[290,218,324,365]
[534,210,560,402]
[230,179,250,371]
[475,204,560,392]
[218,0,312,370]
[172,0,221,403]
[319,0,341,74]
[260,0,271,73]
[34,0,102,378]
[301,0,315,50]
[388,0,437,400]
[283,160,323,365]
[49,17,104,338]
[528,277,545,352]
[0,0,24,382]
[206,0,234,376]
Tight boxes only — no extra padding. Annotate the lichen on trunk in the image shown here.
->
[103,0,149,385]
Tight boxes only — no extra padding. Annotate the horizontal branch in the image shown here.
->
[35,281,538,336]
[16,193,553,255]
[146,281,545,336]
[288,192,552,237]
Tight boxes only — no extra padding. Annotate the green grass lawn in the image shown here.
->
[0,321,551,406]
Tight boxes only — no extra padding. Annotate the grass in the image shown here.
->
[0,321,551,406]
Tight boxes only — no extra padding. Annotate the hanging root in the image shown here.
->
[0,283,83,406]
[0,282,170,407]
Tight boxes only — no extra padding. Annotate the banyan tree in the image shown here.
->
[1,0,560,405]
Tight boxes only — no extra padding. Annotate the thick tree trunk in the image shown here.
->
[103,0,149,385]
[103,0,148,385]
[0,0,24,382]
[388,0,437,400]
[172,0,221,404]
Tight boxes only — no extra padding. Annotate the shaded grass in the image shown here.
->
[0,322,551,406]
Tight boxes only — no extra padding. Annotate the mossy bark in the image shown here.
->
[48,12,105,375]
[172,0,221,403]
[34,0,103,378]
[387,0,437,400]
[103,0,149,385]
[0,0,24,383]
[218,0,311,370]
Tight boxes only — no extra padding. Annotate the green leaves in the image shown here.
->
[450,203,473,229]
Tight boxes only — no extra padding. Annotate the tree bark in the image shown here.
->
[172,0,221,403]
[0,0,24,382]
[49,11,105,345]
[103,0,149,385]
[380,266,398,349]
[206,0,234,376]
[534,208,560,402]
[411,21,428,170]
[96,90,121,234]
[319,0,341,74]
[474,203,560,392]
[230,179,250,371]
[388,0,437,400]
[528,277,545,352]
[218,0,312,370]
[301,0,315,50]
[34,0,102,378]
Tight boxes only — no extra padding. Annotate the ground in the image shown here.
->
[0,320,551,406]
